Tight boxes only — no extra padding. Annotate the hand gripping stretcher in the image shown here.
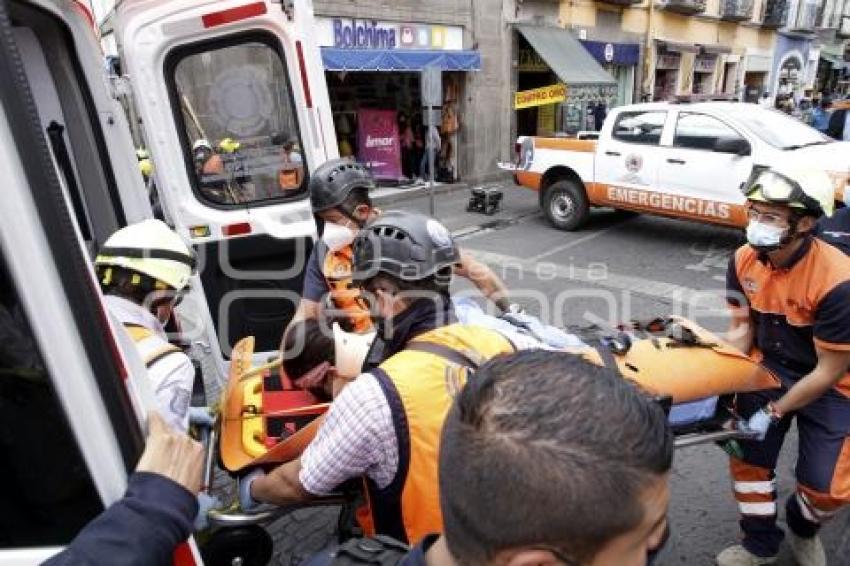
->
[193,317,780,566]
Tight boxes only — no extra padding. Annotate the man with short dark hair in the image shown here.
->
[433,350,673,566]
[304,350,673,565]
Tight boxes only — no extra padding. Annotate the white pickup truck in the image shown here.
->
[503,102,850,231]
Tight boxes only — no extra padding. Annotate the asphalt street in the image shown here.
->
[393,182,850,565]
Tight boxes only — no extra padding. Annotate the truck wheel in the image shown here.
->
[543,180,590,231]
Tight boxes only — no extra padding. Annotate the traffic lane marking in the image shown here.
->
[457,213,740,291]
[528,214,638,262]
[463,248,730,315]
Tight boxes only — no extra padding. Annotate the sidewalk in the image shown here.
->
[371,171,513,207]
[371,180,469,207]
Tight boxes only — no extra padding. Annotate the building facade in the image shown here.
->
[520,0,784,103]
[312,0,515,184]
[812,0,850,98]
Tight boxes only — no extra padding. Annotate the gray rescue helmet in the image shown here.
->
[352,211,459,286]
[309,158,376,214]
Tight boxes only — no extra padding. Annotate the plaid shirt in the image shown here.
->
[299,373,397,495]
[298,326,543,496]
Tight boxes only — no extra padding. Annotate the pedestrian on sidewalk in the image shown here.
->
[420,123,441,181]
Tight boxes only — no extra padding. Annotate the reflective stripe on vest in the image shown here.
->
[366,323,515,544]
[124,324,181,368]
[322,246,372,333]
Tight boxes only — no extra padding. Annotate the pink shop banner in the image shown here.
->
[357,109,402,180]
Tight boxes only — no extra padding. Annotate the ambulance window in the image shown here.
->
[612,111,667,145]
[0,256,102,548]
[674,113,744,151]
[169,36,306,207]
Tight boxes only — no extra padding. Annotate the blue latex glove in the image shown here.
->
[194,492,221,532]
[239,469,266,512]
[744,407,773,441]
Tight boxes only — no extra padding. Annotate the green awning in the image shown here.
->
[516,25,616,87]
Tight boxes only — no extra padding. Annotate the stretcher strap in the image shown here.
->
[406,341,479,370]
[596,345,621,375]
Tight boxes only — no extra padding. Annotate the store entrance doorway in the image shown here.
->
[325,70,464,185]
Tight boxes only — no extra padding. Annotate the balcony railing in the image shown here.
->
[816,0,850,30]
[721,0,755,20]
[790,1,820,30]
[657,0,708,15]
[761,0,789,27]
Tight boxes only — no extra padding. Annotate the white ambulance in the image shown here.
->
[0,0,335,564]
[504,102,850,231]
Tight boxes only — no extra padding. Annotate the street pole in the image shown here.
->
[643,0,656,101]
[422,65,441,218]
[427,106,435,217]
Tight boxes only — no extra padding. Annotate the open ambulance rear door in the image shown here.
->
[0,1,203,563]
[114,0,338,370]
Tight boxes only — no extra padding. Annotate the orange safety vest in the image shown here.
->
[321,245,372,333]
[363,323,515,544]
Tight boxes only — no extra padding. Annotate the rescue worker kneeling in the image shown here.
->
[242,211,518,544]
[717,166,850,566]
[95,219,196,432]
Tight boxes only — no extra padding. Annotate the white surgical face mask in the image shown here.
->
[322,220,357,252]
[746,220,787,249]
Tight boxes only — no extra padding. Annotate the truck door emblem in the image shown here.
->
[625,154,643,173]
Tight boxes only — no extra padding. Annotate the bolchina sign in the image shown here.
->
[317,18,464,51]
[333,19,397,49]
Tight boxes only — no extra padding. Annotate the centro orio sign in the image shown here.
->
[317,17,464,51]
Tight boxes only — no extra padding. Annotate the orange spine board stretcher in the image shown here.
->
[219,336,329,473]
[219,318,781,472]
[570,317,781,403]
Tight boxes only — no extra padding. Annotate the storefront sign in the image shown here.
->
[514,84,567,109]
[316,18,463,51]
[581,41,640,67]
[518,48,550,72]
[357,109,402,180]
[656,53,681,70]
[694,55,717,73]
[333,19,397,49]
[566,84,618,102]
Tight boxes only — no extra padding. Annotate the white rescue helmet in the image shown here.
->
[95,219,195,291]
[193,138,213,153]
[744,164,836,218]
